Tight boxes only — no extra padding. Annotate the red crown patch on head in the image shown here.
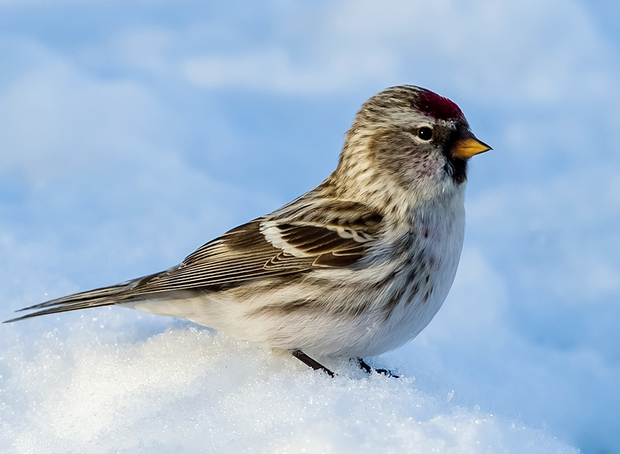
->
[415,89,463,121]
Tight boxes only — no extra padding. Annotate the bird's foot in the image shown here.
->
[355,357,399,378]
[291,351,398,378]
[292,350,335,377]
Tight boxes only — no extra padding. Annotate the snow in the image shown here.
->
[1,314,577,454]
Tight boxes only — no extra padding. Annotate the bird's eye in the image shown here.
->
[417,127,433,141]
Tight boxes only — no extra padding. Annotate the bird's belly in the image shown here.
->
[307,278,452,358]
[304,228,463,357]
[128,217,464,359]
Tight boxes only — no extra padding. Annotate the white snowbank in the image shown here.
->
[0,312,578,454]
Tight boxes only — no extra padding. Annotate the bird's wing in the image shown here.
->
[132,199,384,292]
[6,200,383,321]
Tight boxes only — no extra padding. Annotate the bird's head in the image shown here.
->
[333,86,490,204]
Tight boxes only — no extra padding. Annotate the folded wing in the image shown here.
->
[6,200,384,322]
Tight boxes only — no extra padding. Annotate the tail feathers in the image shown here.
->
[4,299,118,322]
[4,274,158,323]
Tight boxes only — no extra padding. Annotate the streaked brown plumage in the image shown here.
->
[6,85,490,375]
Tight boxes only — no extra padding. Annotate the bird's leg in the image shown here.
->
[292,350,335,377]
[355,357,399,378]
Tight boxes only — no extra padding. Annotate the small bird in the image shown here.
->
[6,85,490,376]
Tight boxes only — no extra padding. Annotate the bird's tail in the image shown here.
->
[4,272,161,323]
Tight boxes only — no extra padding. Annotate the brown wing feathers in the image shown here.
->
[6,203,383,321]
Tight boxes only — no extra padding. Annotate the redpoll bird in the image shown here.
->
[6,85,490,376]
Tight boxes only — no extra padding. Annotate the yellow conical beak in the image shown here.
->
[452,135,492,160]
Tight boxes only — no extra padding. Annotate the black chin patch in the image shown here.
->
[443,124,469,185]
[444,158,468,185]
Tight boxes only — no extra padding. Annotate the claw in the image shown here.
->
[355,358,399,378]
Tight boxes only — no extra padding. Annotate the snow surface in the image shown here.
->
[1,312,577,454]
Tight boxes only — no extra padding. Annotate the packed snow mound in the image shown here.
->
[0,314,578,454]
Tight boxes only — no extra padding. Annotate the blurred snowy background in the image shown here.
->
[1,0,619,452]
